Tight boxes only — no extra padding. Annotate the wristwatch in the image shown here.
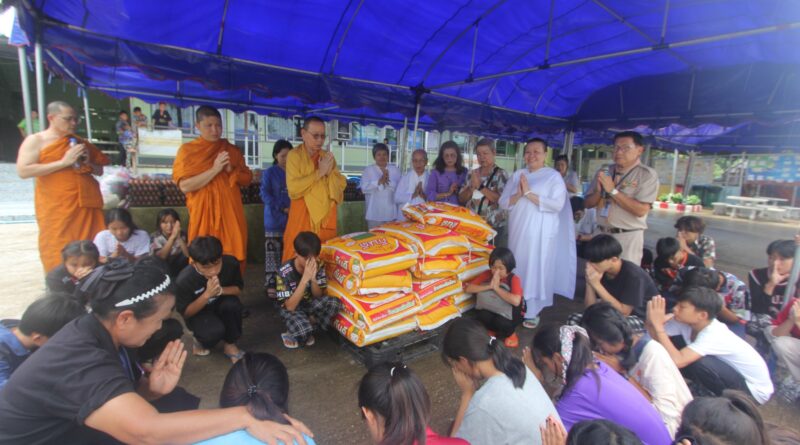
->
[610,188,619,196]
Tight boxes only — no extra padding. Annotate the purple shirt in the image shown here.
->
[426,169,466,205]
[556,361,671,445]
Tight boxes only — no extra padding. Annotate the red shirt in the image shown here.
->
[469,270,523,299]
[772,298,800,339]
[418,427,470,445]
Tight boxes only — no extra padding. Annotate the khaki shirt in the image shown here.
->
[588,162,659,230]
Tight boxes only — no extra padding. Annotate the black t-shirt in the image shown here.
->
[653,253,704,290]
[174,255,243,316]
[0,314,136,444]
[601,260,660,318]
[749,267,799,318]
[45,264,77,295]
[151,110,172,127]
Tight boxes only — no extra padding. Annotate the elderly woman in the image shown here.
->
[426,141,468,206]
[361,143,401,229]
[261,140,293,297]
[458,138,509,247]
[555,155,581,197]
[500,139,576,328]
[394,149,429,219]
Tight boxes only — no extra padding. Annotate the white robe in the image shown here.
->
[393,169,429,220]
[499,167,576,316]
[361,164,402,223]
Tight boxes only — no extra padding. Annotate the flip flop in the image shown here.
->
[192,338,210,356]
[305,335,315,347]
[503,333,520,348]
[224,350,246,363]
[522,317,540,329]
[281,332,299,349]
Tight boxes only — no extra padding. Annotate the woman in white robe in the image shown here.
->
[499,139,576,326]
[394,149,429,220]
[361,143,401,229]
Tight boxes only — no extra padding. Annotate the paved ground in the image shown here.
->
[0,199,798,442]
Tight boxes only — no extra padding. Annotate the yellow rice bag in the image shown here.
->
[416,299,460,331]
[372,221,470,257]
[411,255,465,279]
[332,312,417,347]
[457,253,490,282]
[328,280,420,330]
[402,202,496,243]
[326,265,412,295]
[469,239,494,258]
[321,232,417,279]
[413,276,463,310]
[453,292,476,314]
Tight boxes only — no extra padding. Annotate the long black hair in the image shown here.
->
[272,139,293,165]
[676,390,769,445]
[432,140,466,174]
[61,240,100,263]
[219,352,291,424]
[105,207,139,232]
[155,208,181,232]
[532,324,597,396]
[358,362,430,445]
[441,317,526,388]
[580,303,636,370]
[567,419,643,445]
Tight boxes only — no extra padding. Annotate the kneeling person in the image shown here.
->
[176,236,245,363]
[276,232,342,349]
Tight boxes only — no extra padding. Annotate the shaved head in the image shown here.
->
[46,101,73,116]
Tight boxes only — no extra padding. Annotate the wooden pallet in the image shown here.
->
[330,326,445,368]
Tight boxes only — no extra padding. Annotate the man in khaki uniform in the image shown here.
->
[584,131,659,264]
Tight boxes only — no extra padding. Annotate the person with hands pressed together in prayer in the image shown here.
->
[361,143,401,229]
[459,138,509,247]
[94,208,151,263]
[175,236,245,363]
[0,261,312,445]
[674,216,716,268]
[394,149,430,218]
[17,101,110,272]
[261,140,293,297]
[275,232,342,349]
[500,138,576,329]
[150,208,190,279]
[172,106,252,275]
[646,290,773,403]
[584,131,659,265]
[282,117,346,261]
[46,240,100,296]
[426,141,467,205]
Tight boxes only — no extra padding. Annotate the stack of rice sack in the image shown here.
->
[373,222,469,331]
[322,232,420,347]
[401,202,496,313]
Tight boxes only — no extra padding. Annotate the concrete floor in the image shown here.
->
[1,209,799,443]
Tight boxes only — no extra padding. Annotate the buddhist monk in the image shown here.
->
[17,101,110,273]
[173,106,252,273]
[282,116,346,261]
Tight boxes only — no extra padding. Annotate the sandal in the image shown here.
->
[281,332,299,349]
[224,350,246,363]
[305,335,315,347]
[522,317,540,329]
[503,333,519,348]
[192,338,210,356]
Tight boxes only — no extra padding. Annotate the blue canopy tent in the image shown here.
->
[8,0,800,151]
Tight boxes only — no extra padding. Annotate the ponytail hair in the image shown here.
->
[676,390,769,445]
[580,303,635,370]
[532,324,598,396]
[219,353,291,424]
[358,362,430,445]
[441,318,527,389]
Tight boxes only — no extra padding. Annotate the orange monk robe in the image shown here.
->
[172,138,252,269]
[282,144,346,261]
[35,135,110,272]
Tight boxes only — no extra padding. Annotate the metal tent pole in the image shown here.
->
[17,47,33,136]
[683,150,695,195]
[401,116,408,172]
[576,144,583,192]
[411,100,421,152]
[81,89,93,140]
[34,42,46,131]
[670,149,679,194]
[784,241,800,307]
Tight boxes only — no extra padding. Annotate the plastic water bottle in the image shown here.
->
[70,138,81,169]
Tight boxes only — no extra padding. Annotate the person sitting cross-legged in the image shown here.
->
[175,236,245,363]
[275,232,342,349]
[646,289,774,403]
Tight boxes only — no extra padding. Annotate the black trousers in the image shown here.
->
[186,295,243,348]
[475,307,523,339]
[137,318,184,362]
[671,335,753,399]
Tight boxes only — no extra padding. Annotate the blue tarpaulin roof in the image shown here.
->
[11,0,800,150]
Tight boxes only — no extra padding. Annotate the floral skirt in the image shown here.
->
[265,231,284,294]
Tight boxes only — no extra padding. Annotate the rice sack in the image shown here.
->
[371,221,470,257]
[321,232,417,279]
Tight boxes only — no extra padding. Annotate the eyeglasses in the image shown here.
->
[305,132,326,140]
[613,144,637,152]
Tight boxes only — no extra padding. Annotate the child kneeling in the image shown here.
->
[465,247,525,348]
[275,232,342,349]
